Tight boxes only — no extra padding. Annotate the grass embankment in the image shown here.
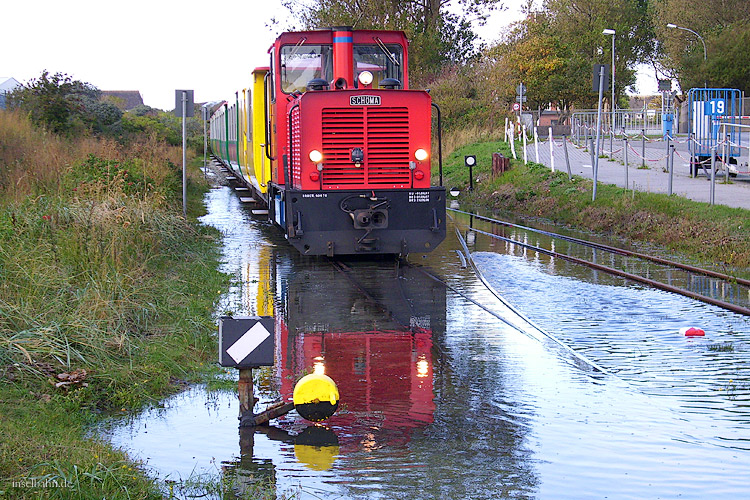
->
[0,110,232,498]
[441,139,750,278]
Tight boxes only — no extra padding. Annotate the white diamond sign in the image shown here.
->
[218,316,275,368]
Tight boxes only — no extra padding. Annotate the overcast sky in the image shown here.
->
[3,1,654,111]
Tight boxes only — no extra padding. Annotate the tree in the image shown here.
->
[481,0,653,117]
[279,0,504,81]
[654,0,750,92]
[6,71,108,136]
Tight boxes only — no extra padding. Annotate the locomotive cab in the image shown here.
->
[213,27,446,257]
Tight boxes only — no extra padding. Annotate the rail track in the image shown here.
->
[448,208,750,316]
[328,252,609,374]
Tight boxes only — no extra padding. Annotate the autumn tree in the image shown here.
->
[482,0,653,119]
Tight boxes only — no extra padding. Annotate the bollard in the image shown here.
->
[665,135,671,173]
[589,137,595,169]
[534,127,540,163]
[641,129,646,168]
[293,373,339,422]
[522,125,528,164]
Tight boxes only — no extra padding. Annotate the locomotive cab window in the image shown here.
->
[280,44,332,94]
[353,43,403,88]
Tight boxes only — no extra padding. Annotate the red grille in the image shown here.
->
[321,106,411,188]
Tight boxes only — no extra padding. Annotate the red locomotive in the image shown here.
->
[209,27,446,256]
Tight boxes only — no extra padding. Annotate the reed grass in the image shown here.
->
[0,109,231,498]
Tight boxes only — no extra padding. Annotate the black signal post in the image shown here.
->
[465,155,476,191]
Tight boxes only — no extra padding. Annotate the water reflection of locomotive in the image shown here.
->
[271,257,446,448]
[208,27,446,256]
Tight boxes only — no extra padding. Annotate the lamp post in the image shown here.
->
[666,23,707,87]
[603,29,615,156]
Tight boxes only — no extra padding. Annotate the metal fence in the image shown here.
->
[688,88,744,165]
[571,109,663,146]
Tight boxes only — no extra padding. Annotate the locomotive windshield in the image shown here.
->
[353,43,403,87]
[281,44,333,93]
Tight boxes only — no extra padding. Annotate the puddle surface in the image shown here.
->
[102,188,750,499]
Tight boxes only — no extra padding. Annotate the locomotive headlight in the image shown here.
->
[414,148,429,161]
[309,149,323,163]
[358,71,374,86]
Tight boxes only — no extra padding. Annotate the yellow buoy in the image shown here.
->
[293,373,339,422]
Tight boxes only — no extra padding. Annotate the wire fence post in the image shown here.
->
[549,127,555,172]
[710,147,716,205]
[583,120,588,149]
[724,133,730,183]
[624,136,629,188]
[641,128,646,168]
[668,143,675,195]
[563,135,572,180]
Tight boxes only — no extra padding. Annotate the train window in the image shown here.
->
[280,44,332,94]
[353,43,403,88]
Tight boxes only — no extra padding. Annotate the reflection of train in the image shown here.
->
[208,27,446,256]
[253,251,445,449]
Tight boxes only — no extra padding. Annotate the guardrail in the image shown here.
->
[571,109,663,146]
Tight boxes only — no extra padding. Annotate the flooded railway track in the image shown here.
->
[449,207,750,315]
[101,184,750,499]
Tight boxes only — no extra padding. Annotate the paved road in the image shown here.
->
[524,135,750,210]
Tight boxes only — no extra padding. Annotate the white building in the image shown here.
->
[0,77,22,109]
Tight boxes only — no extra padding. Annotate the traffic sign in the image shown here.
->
[516,83,526,95]
[219,316,274,368]
[512,103,520,111]
[516,96,527,102]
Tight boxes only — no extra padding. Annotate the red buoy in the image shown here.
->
[680,327,705,337]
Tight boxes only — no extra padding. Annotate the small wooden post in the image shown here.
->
[238,368,255,427]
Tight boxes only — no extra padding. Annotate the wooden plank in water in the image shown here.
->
[239,197,256,203]
[251,210,269,216]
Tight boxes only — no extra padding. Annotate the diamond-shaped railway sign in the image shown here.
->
[218,316,274,368]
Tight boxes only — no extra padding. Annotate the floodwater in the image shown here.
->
[102,186,750,499]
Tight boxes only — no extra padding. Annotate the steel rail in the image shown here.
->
[463,224,750,316]
[448,208,750,287]
[327,258,413,330]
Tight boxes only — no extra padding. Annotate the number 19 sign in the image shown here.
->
[708,99,726,115]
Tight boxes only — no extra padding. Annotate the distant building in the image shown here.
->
[101,90,144,111]
[0,76,21,109]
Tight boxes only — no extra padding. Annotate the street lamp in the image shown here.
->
[603,29,615,156]
[666,23,707,87]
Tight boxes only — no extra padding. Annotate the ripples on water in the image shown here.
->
[102,188,750,499]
